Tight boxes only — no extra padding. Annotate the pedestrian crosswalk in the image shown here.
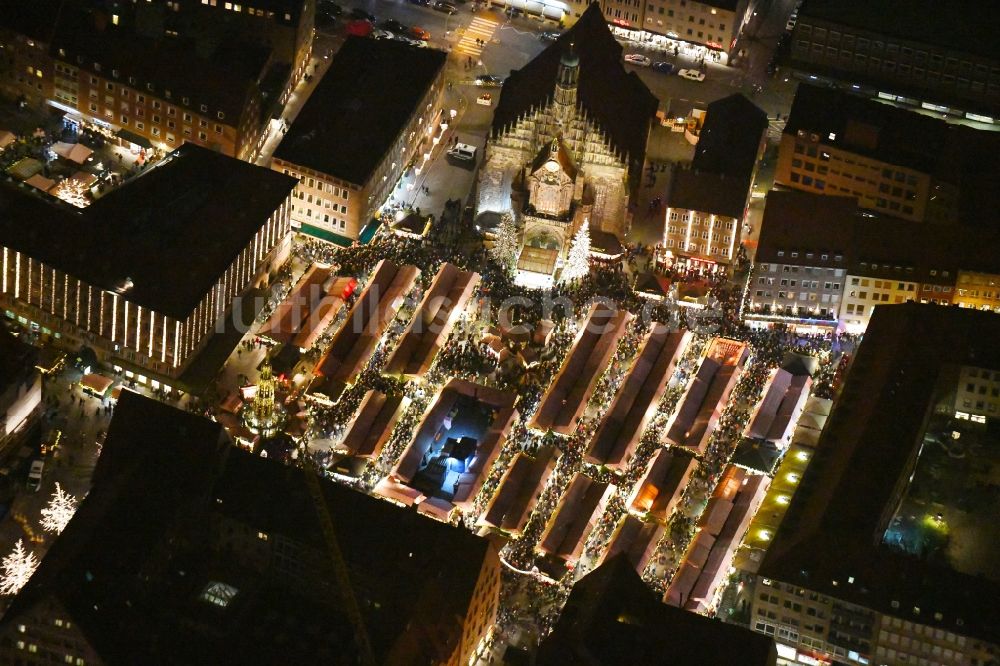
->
[456,17,498,57]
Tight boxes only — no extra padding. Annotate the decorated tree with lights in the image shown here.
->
[561,222,591,282]
[490,213,519,275]
[40,482,78,535]
[0,539,38,596]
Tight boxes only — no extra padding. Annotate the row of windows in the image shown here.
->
[59,57,229,118]
[201,0,293,20]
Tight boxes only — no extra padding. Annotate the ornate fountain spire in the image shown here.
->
[243,354,285,437]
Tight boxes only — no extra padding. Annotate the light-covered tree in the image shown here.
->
[40,482,78,535]
[490,213,519,274]
[0,539,39,596]
[561,222,591,282]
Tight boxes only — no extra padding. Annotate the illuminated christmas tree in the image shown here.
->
[40,482,78,534]
[0,540,38,596]
[561,222,591,282]
[490,213,519,275]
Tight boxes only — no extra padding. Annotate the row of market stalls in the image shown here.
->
[584,327,691,469]
[664,338,750,455]
[528,303,633,435]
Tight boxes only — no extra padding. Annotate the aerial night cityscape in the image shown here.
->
[0,0,998,664]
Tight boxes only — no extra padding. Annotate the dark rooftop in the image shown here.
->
[0,391,492,664]
[759,303,1000,645]
[38,0,271,119]
[0,144,297,319]
[756,190,1000,283]
[492,4,658,174]
[692,94,768,181]
[0,331,38,398]
[275,36,446,185]
[797,0,1000,61]
[537,553,777,665]
[667,168,751,219]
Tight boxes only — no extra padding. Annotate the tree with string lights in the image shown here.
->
[40,482,78,535]
[490,213,519,275]
[561,222,591,283]
[0,540,39,596]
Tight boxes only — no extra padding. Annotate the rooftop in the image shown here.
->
[797,0,1000,61]
[759,303,1000,644]
[1,391,492,663]
[40,0,272,119]
[667,168,752,219]
[756,190,1000,282]
[0,331,38,398]
[492,4,658,172]
[0,143,297,319]
[692,94,768,181]
[275,36,447,185]
[537,554,776,665]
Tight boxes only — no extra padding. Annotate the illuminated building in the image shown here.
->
[272,37,447,245]
[598,0,755,54]
[664,93,767,269]
[0,144,296,392]
[478,5,657,282]
[0,0,314,161]
[747,190,1000,332]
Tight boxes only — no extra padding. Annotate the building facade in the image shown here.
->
[0,334,40,448]
[600,0,753,53]
[0,145,295,391]
[273,38,447,244]
[0,0,312,162]
[786,0,1000,122]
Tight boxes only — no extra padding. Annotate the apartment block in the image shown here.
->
[664,94,767,268]
[273,37,447,244]
[0,145,295,390]
[786,0,1000,120]
[600,0,752,53]
[776,84,1000,226]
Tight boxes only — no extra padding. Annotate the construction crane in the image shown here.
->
[301,456,376,666]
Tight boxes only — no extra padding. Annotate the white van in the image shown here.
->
[27,459,43,492]
[447,143,477,162]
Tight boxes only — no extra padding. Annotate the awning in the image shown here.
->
[51,141,94,164]
[299,223,354,247]
[518,246,559,275]
[358,220,380,245]
[115,128,153,149]
[81,373,114,396]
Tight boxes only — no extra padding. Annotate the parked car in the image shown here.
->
[27,459,43,492]
[624,54,652,66]
[505,6,521,17]
[678,68,706,81]
[410,26,431,40]
[476,93,493,106]
[373,29,395,40]
[448,143,477,162]
[320,1,343,16]
[652,61,676,74]
[380,19,408,33]
[348,7,375,21]
[433,1,457,13]
[475,74,503,87]
[540,31,561,41]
